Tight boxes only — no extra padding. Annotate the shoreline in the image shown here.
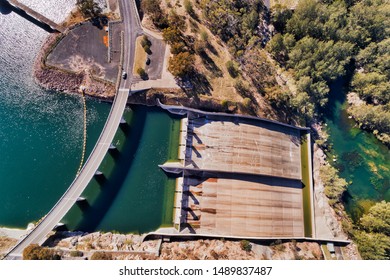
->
[33,31,116,100]
[0,225,32,239]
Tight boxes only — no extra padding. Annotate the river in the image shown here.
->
[325,79,390,222]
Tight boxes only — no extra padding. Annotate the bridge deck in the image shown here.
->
[7,0,65,32]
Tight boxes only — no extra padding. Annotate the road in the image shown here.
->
[3,0,139,260]
[120,0,142,89]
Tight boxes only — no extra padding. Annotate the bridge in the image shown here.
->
[2,0,65,33]
[2,0,143,259]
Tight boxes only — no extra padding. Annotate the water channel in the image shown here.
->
[324,79,390,222]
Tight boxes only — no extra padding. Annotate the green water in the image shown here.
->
[62,105,181,234]
[0,93,110,228]
[300,132,313,237]
[324,80,390,222]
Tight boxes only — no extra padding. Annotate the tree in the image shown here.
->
[226,60,238,78]
[76,0,102,19]
[320,164,348,205]
[141,0,168,28]
[162,27,182,45]
[137,67,148,80]
[354,231,390,260]
[271,4,293,33]
[240,240,252,252]
[90,251,112,260]
[360,201,390,235]
[168,52,194,77]
[23,244,61,260]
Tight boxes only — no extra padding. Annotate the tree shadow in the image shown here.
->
[206,42,219,57]
[179,71,213,97]
[199,51,222,78]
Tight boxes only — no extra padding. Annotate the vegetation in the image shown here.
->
[141,35,152,54]
[168,52,195,77]
[319,164,348,206]
[225,60,238,78]
[76,0,102,19]
[360,201,390,235]
[70,250,84,257]
[240,240,252,252]
[137,67,149,80]
[201,0,264,56]
[23,244,61,260]
[349,37,390,145]
[267,0,389,135]
[141,0,169,28]
[90,251,113,260]
[354,201,390,259]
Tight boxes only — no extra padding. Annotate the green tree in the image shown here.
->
[76,0,102,19]
[354,231,390,260]
[320,164,348,205]
[240,240,252,252]
[360,201,390,235]
[162,27,182,45]
[226,60,238,78]
[271,4,293,33]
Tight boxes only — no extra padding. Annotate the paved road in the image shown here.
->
[120,0,142,89]
[3,0,139,260]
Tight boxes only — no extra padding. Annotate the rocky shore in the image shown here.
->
[33,33,115,99]
[43,231,324,260]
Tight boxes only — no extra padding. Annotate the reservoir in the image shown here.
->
[0,0,178,233]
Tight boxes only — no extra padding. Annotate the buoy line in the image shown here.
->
[76,90,87,176]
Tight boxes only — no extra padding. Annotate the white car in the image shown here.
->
[122,71,127,79]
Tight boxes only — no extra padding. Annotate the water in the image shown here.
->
[0,0,110,228]
[324,79,390,222]
[62,106,180,234]
[0,0,178,233]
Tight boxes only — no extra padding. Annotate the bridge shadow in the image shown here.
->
[74,108,147,232]
[2,2,56,33]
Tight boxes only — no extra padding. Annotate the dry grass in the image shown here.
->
[61,8,85,27]
[0,237,17,257]
[133,36,147,76]
[161,1,243,104]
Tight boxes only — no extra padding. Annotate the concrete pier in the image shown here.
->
[4,0,65,33]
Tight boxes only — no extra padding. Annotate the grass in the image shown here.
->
[133,36,147,76]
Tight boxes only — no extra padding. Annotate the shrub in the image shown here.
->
[70,250,84,257]
[137,67,148,80]
[23,244,61,260]
[90,251,112,260]
[184,0,194,15]
[240,240,252,252]
[226,60,238,78]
